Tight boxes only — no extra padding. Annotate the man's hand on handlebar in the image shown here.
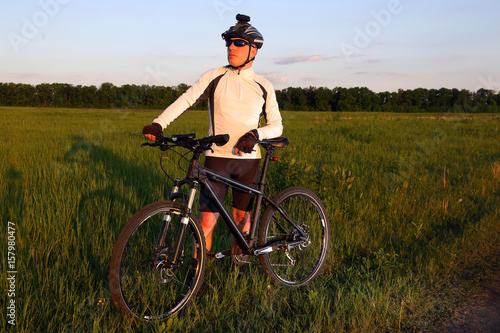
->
[142,123,163,141]
[233,130,259,156]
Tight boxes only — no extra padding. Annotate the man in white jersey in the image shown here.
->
[143,14,283,252]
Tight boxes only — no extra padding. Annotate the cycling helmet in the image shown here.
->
[221,14,264,49]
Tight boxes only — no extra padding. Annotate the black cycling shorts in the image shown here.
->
[200,156,260,213]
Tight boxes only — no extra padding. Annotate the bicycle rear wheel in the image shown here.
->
[109,200,206,322]
[258,187,330,287]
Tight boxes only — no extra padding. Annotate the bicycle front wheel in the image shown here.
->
[258,187,330,287]
[109,200,206,322]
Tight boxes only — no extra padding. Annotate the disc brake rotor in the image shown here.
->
[154,248,175,283]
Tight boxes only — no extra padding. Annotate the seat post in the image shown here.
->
[257,147,275,191]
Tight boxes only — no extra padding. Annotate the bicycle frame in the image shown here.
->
[165,142,307,266]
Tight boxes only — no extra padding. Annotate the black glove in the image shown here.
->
[234,130,259,155]
[142,123,163,140]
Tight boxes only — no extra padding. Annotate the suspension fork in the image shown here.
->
[169,180,199,266]
[162,150,202,266]
[152,178,182,260]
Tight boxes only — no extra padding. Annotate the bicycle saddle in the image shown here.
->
[260,137,289,149]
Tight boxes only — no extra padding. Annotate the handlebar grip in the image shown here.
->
[212,134,230,146]
[195,134,229,147]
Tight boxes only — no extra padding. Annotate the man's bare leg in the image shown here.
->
[200,209,250,252]
[233,208,251,234]
[199,211,219,252]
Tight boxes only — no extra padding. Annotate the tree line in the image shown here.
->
[1,82,499,113]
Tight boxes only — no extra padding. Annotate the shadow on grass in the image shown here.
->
[64,136,167,285]
[1,166,24,223]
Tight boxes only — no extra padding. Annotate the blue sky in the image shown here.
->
[1,0,499,92]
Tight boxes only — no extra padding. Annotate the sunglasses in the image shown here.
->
[225,39,251,47]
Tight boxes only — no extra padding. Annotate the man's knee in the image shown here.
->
[233,208,250,224]
[199,212,218,229]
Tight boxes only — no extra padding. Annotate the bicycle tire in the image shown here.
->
[109,200,206,322]
[258,187,330,287]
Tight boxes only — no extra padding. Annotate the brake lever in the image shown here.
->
[141,142,158,147]
[196,143,213,153]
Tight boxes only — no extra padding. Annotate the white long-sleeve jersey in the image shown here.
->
[153,66,283,159]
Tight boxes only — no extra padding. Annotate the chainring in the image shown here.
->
[231,241,250,266]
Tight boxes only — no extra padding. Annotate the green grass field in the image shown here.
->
[1,107,499,332]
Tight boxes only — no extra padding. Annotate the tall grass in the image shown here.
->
[1,107,499,332]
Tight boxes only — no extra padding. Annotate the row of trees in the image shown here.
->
[1,82,499,113]
[277,86,499,113]
[0,82,196,110]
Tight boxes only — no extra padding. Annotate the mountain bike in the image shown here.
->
[109,133,330,322]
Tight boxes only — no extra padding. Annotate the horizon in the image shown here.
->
[1,80,497,95]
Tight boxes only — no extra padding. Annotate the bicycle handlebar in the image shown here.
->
[141,133,230,150]
[142,133,288,152]
[194,134,230,147]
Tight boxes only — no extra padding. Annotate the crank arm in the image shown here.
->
[213,249,231,259]
[253,239,304,256]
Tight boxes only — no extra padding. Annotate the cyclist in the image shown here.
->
[143,14,283,252]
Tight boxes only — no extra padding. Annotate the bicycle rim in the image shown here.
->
[109,201,206,322]
[259,187,330,287]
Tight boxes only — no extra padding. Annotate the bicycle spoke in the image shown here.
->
[259,187,330,287]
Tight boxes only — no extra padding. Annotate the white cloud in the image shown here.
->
[261,72,288,84]
[275,54,334,65]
